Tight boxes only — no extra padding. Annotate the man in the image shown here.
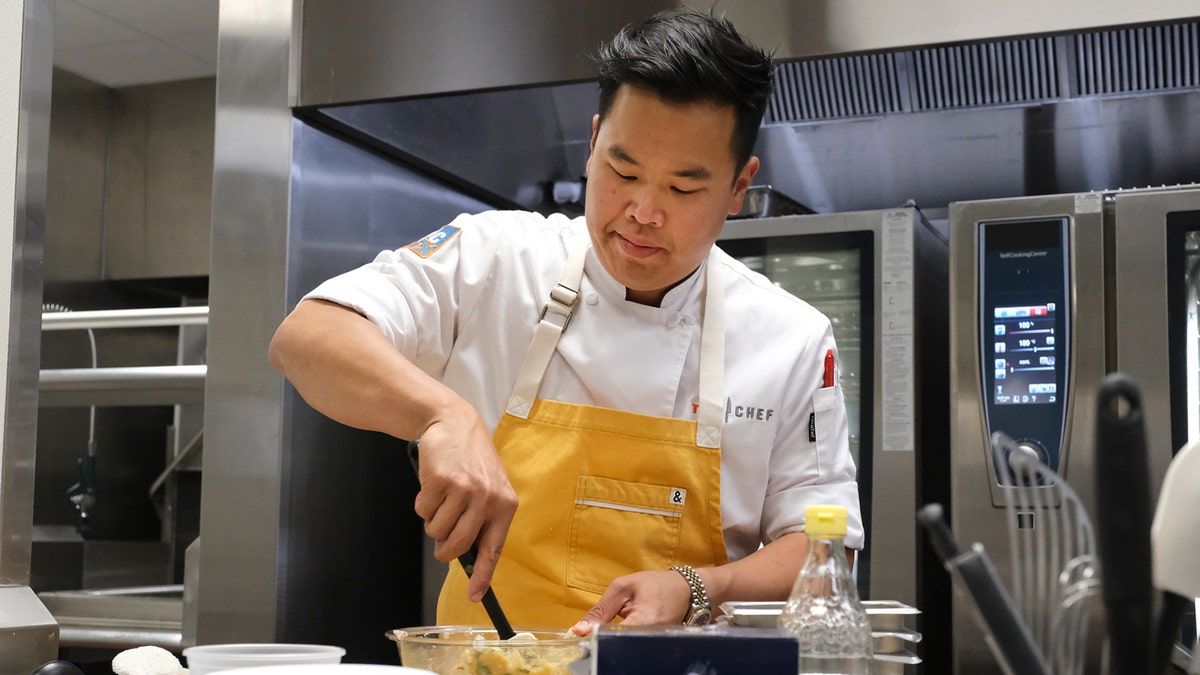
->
[268,7,861,634]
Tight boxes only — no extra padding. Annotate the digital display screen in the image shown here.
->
[992,303,1058,404]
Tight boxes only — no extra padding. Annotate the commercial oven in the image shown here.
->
[718,205,952,669]
[947,185,1200,673]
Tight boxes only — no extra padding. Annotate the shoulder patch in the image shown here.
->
[405,225,461,259]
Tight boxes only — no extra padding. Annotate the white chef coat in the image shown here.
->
[304,209,864,557]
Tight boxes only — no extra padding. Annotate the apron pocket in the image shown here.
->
[566,475,684,594]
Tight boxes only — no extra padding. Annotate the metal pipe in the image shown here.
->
[40,306,209,331]
[57,626,183,651]
[40,366,207,390]
[39,366,207,407]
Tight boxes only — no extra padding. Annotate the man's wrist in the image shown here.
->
[669,564,711,626]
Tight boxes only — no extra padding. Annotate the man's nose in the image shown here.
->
[625,187,664,226]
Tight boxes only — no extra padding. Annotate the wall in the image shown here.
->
[44,70,107,281]
[44,72,215,282]
[104,78,214,280]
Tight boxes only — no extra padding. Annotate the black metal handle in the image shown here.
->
[917,503,959,562]
[919,502,1050,675]
[1094,373,1154,675]
[407,438,516,640]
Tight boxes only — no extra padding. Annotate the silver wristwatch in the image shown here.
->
[670,564,711,626]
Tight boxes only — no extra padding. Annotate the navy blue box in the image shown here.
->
[591,625,799,674]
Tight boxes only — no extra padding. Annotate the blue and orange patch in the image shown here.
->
[406,225,461,259]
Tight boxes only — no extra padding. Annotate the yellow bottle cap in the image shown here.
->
[804,504,848,538]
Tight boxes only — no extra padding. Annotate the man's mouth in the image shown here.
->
[616,233,660,259]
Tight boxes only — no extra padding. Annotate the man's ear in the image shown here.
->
[727,156,761,216]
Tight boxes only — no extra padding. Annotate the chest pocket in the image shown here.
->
[566,475,684,594]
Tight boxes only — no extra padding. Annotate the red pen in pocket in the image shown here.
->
[811,349,836,443]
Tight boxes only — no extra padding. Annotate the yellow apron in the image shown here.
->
[437,239,730,628]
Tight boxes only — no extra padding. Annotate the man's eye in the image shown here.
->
[612,167,636,181]
[672,186,697,195]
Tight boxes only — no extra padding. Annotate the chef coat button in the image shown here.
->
[585,293,599,305]
[667,314,681,328]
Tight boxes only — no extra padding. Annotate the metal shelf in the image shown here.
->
[39,306,209,406]
[41,306,209,331]
[38,585,183,651]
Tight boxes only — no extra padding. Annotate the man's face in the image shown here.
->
[584,85,759,306]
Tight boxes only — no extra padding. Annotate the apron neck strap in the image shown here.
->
[505,237,587,418]
[695,254,725,448]
[505,241,726,448]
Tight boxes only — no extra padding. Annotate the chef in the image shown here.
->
[268,7,862,634]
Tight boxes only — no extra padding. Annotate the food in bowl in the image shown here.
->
[388,626,584,675]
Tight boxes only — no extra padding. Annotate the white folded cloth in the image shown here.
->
[112,646,188,675]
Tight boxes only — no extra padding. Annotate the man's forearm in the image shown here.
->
[696,532,859,612]
[698,531,809,610]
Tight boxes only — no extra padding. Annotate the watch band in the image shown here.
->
[670,564,712,626]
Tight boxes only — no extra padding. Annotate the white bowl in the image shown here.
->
[213,666,435,675]
[182,643,346,674]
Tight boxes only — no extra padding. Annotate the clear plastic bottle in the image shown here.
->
[780,504,873,674]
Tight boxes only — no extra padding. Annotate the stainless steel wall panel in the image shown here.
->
[199,0,300,645]
[286,120,496,294]
[3,0,53,587]
[1,0,58,668]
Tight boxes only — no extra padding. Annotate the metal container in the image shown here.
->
[721,599,921,631]
[386,627,584,675]
[719,599,923,670]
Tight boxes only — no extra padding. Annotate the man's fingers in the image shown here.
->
[574,583,628,633]
[464,510,515,601]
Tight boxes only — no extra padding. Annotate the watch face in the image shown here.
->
[686,606,712,626]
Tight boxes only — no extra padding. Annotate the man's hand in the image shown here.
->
[569,569,693,636]
[412,417,518,602]
[270,299,519,604]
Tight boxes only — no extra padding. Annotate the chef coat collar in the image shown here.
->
[584,247,709,313]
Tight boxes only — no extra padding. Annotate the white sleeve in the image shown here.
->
[760,321,865,550]
[302,211,498,379]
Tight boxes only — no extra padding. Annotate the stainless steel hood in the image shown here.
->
[296,0,1200,106]
[305,17,1200,217]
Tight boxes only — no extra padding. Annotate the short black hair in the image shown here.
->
[596,7,774,174]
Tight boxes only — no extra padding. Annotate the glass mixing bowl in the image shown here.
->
[387,626,584,675]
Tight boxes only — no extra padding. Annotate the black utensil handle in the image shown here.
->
[1150,591,1192,675]
[919,504,1050,675]
[481,588,516,639]
[917,503,960,563]
[954,544,1052,675]
[406,438,517,640]
[406,438,421,476]
[1094,373,1154,675]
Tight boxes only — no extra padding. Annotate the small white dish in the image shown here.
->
[183,644,345,674]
